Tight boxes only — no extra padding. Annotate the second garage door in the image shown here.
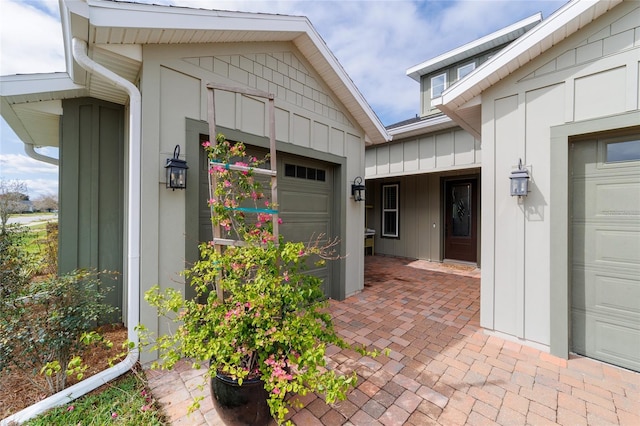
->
[571,133,640,372]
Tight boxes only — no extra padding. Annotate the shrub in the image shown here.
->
[0,224,34,298]
[0,269,118,395]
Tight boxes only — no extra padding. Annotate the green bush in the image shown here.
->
[0,224,34,298]
[0,269,118,395]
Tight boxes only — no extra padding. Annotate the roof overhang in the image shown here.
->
[406,13,542,82]
[434,0,623,137]
[385,113,458,141]
[1,0,390,149]
[0,73,86,147]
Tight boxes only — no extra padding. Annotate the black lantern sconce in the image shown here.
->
[165,145,188,190]
[509,158,530,197]
[351,176,366,202]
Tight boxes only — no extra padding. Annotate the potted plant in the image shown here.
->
[142,135,374,425]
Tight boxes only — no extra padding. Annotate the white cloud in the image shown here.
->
[0,0,64,76]
[0,153,58,175]
[22,178,59,199]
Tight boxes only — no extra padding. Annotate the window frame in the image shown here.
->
[381,183,399,238]
[457,62,476,80]
[430,73,447,99]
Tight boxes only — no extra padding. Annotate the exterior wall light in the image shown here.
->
[351,176,366,202]
[165,145,188,190]
[510,158,530,197]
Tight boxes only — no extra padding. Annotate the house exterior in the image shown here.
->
[365,0,639,373]
[434,0,639,372]
[1,0,389,364]
[364,14,541,265]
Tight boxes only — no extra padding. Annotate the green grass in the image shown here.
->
[24,371,167,426]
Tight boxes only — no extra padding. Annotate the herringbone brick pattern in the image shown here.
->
[147,256,639,425]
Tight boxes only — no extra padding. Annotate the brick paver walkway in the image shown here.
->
[146,256,639,425]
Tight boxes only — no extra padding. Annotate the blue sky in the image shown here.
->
[0,0,566,198]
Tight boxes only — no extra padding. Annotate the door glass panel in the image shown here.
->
[606,139,640,163]
[451,184,471,237]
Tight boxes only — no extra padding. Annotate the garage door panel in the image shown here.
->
[279,221,331,243]
[572,311,640,371]
[573,177,640,220]
[573,224,640,268]
[572,269,640,318]
[280,190,330,215]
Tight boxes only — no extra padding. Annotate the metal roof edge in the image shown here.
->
[406,12,543,82]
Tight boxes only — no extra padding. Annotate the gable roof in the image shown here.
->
[1,0,390,148]
[406,13,542,82]
[434,0,623,138]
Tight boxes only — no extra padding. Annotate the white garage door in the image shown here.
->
[571,134,640,372]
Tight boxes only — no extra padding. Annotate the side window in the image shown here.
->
[457,62,475,80]
[430,73,447,99]
[382,184,399,238]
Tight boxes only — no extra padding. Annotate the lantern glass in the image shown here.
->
[165,145,188,190]
[510,176,528,196]
[509,166,529,197]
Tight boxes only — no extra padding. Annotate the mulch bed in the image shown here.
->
[0,324,128,419]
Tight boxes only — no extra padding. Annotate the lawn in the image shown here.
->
[24,369,168,426]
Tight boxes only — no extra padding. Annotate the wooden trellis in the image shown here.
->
[206,83,278,301]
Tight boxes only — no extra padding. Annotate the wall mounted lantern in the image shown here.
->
[165,145,188,190]
[351,176,366,202]
[509,158,530,197]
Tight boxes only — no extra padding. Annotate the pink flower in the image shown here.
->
[202,141,211,148]
[272,387,280,395]
[141,404,151,412]
[111,412,118,419]
[67,405,75,412]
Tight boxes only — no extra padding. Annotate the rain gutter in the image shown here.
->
[1,38,141,425]
[24,143,59,166]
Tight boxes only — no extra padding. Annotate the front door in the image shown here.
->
[444,178,478,263]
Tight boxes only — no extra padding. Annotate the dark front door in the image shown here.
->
[444,178,478,263]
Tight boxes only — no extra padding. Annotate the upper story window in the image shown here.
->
[457,62,476,80]
[430,73,447,99]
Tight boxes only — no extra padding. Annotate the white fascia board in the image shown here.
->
[86,0,309,33]
[436,0,623,112]
[406,12,542,82]
[387,114,455,139]
[0,73,82,97]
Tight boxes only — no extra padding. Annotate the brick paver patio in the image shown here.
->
[146,255,639,425]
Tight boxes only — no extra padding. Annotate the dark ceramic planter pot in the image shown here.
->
[210,373,271,426]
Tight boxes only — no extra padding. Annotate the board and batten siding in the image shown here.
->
[365,127,481,179]
[480,0,640,351]
[59,98,124,322]
[137,42,368,358]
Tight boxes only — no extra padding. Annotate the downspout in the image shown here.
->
[24,143,59,166]
[1,39,141,425]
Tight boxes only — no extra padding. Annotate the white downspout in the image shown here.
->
[24,143,59,166]
[1,39,141,425]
